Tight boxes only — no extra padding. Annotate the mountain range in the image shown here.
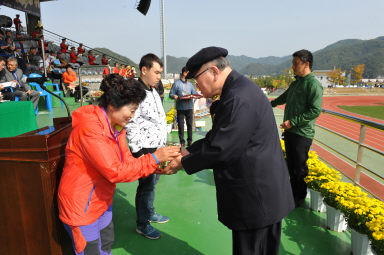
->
[98,36,384,78]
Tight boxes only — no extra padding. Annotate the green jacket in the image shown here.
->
[271,72,323,139]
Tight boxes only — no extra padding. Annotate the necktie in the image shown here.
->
[13,72,20,88]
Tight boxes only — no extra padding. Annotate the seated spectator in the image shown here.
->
[3,57,40,108]
[3,37,16,58]
[88,50,97,65]
[62,64,88,101]
[13,15,22,32]
[69,47,79,65]
[42,52,54,74]
[60,38,68,54]
[14,33,26,56]
[101,54,110,65]
[0,33,9,58]
[31,27,43,39]
[130,66,137,78]
[119,64,126,77]
[26,47,42,74]
[37,35,49,54]
[56,52,68,69]
[103,64,111,78]
[49,52,65,83]
[112,62,119,73]
[5,30,13,40]
[77,43,85,55]
[124,65,131,78]
[0,56,16,101]
[14,33,27,73]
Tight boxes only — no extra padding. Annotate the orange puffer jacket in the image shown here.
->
[58,105,158,227]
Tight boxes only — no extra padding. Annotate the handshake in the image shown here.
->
[151,145,190,175]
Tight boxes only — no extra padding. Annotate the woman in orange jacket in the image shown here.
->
[58,74,180,254]
[62,64,88,101]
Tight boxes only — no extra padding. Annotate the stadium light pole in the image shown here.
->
[160,0,167,76]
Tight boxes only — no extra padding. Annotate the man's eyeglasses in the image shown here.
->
[194,67,210,80]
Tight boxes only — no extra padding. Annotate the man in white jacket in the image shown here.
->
[125,53,168,240]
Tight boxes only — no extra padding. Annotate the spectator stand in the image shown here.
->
[78,65,109,106]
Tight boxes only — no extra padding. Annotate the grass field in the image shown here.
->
[338,105,384,120]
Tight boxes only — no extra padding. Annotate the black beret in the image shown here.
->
[186,46,228,79]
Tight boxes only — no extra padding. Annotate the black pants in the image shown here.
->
[232,221,282,255]
[177,109,193,145]
[283,131,313,206]
[74,86,89,100]
[1,90,15,101]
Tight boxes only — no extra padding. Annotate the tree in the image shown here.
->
[326,67,346,86]
[281,68,295,87]
[351,64,365,85]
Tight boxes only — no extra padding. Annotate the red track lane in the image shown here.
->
[318,96,384,151]
[312,143,384,200]
[276,95,384,199]
[316,115,384,151]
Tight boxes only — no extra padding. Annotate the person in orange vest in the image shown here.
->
[60,38,68,53]
[13,14,22,32]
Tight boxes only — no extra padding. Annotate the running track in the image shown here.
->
[278,96,384,200]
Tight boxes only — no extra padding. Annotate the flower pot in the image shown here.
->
[309,189,326,212]
[325,204,347,232]
[351,229,374,255]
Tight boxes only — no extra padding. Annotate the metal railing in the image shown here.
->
[77,65,110,106]
[314,109,384,200]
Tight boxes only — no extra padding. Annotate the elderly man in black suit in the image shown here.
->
[164,47,294,255]
[4,57,40,109]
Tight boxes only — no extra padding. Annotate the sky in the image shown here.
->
[1,0,384,64]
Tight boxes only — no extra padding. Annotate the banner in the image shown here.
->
[0,0,41,17]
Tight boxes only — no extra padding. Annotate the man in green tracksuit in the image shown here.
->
[271,49,323,208]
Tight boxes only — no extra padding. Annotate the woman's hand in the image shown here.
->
[153,146,181,163]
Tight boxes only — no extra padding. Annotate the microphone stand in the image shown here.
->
[39,38,72,120]
[35,77,72,120]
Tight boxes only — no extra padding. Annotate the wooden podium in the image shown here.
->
[0,117,73,255]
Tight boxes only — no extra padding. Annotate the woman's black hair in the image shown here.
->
[98,74,146,109]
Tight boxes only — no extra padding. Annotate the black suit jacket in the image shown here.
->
[182,70,294,230]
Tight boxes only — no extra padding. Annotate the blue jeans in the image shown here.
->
[136,173,160,226]
[132,148,160,227]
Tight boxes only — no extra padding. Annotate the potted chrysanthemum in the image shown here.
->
[367,214,384,255]
[320,181,351,232]
[304,154,341,212]
[338,192,377,255]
